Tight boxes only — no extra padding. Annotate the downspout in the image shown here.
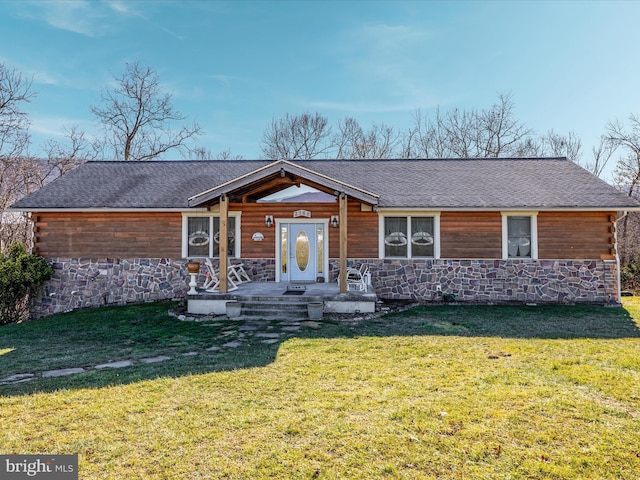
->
[613,211,628,303]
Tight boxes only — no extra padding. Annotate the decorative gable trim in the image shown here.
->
[187,160,379,207]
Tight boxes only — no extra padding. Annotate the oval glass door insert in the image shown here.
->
[295,230,310,272]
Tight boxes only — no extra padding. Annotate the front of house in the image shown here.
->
[10,157,640,317]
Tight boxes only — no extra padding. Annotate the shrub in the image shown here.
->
[0,242,53,325]
[621,253,640,294]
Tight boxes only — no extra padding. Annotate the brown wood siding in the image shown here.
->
[232,200,379,259]
[32,208,615,261]
[440,212,502,258]
[34,212,183,258]
[538,211,615,259]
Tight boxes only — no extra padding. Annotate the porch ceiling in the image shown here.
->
[188,160,379,207]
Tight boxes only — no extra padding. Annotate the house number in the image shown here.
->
[293,210,311,218]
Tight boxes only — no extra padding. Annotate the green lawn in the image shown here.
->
[1,299,639,479]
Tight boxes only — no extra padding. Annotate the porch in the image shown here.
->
[187,281,378,319]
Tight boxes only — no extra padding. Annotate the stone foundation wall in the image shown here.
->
[29,257,279,319]
[30,258,192,319]
[330,258,618,304]
[30,257,618,319]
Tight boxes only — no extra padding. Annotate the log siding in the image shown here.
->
[32,209,616,261]
[33,212,183,258]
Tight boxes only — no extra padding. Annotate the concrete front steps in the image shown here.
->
[239,296,311,319]
[187,283,377,320]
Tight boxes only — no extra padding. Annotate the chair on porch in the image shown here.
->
[203,258,239,292]
[338,263,369,292]
[228,258,252,284]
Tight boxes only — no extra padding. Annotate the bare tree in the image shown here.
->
[189,146,212,160]
[0,63,36,252]
[605,114,640,269]
[538,130,582,163]
[92,61,202,161]
[585,136,616,178]
[213,149,244,160]
[190,147,244,160]
[0,63,34,161]
[260,112,332,160]
[38,126,96,187]
[476,93,534,157]
[404,93,534,158]
[334,117,400,159]
[607,115,640,198]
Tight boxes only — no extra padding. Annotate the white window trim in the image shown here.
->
[378,212,440,259]
[501,212,538,260]
[181,211,242,258]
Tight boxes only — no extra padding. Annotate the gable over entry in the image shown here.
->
[187,160,379,293]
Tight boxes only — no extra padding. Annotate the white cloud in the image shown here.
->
[29,114,94,139]
[106,0,134,15]
[0,56,62,86]
[19,0,109,37]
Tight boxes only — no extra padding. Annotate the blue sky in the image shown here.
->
[1,0,638,181]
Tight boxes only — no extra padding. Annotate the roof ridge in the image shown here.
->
[84,157,568,164]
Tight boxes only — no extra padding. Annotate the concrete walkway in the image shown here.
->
[0,318,325,387]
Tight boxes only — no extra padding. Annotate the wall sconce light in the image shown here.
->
[331,215,339,228]
[265,215,273,228]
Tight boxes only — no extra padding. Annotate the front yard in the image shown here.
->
[1,300,639,479]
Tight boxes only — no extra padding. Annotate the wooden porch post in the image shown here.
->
[219,194,229,293]
[339,192,348,294]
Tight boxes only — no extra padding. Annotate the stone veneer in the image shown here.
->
[29,257,278,319]
[331,258,618,304]
[30,257,617,319]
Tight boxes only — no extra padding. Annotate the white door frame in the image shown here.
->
[275,218,329,282]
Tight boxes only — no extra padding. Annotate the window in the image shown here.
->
[184,215,238,258]
[382,215,437,258]
[502,213,537,259]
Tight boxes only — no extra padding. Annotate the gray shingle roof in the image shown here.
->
[10,158,640,211]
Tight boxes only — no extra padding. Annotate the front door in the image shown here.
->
[278,221,327,282]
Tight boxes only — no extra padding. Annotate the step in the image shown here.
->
[240,309,310,320]
[237,295,324,303]
[236,297,314,320]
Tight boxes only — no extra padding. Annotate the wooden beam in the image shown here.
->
[241,176,297,202]
[339,192,348,294]
[219,194,229,293]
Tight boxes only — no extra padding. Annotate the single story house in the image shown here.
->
[9,157,640,317]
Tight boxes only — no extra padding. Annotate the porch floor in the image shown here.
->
[192,281,374,298]
[187,281,377,318]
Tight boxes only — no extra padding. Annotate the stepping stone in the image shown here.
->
[238,325,259,331]
[180,351,199,356]
[261,339,280,345]
[95,360,133,370]
[42,368,85,378]
[301,321,321,329]
[0,373,35,385]
[281,326,301,332]
[206,346,221,352]
[140,355,172,364]
[222,341,242,348]
[255,333,281,339]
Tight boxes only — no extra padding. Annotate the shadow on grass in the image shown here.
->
[1,301,639,397]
